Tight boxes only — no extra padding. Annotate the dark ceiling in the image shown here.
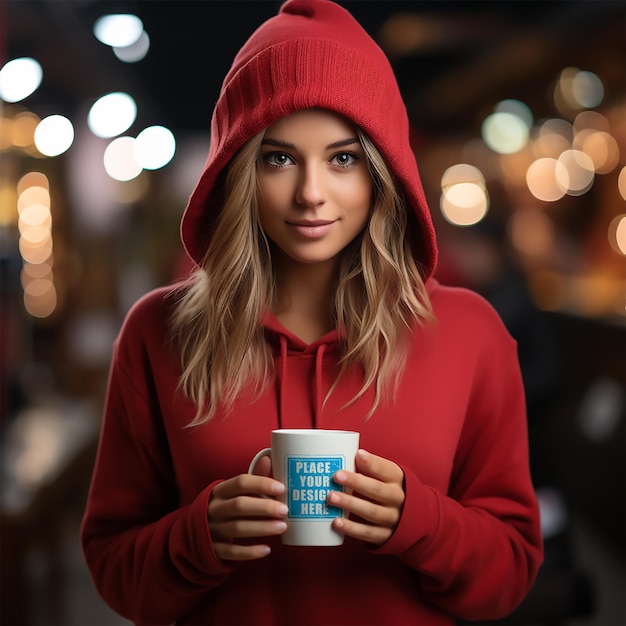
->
[3,1,625,138]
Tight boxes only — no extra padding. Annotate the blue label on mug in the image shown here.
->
[286,456,344,519]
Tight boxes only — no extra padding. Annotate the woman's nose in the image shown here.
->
[295,163,326,208]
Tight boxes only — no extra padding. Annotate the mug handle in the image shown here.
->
[248,447,272,475]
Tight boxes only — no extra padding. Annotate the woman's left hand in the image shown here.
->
[328,449,405,546]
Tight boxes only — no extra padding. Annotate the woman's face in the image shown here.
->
[257,109,373,270]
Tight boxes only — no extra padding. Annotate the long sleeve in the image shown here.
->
[374,287,543,620]
[80,288,242,625]
[81,344,237,625]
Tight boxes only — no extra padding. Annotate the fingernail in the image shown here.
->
[271,482,285,495]
[276,522,287,532]
[278,504,289,516]
[334,470,347,483]
[327,491,339,504]
[357,449,369,461]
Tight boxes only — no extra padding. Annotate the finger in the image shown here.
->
[212,474,284,500]
[327,490,400,528]
[331,516,392,546]
[210,495,288,523]
[355,449,404,484]
[211,518,287,541]
[214,541,272,562]
[333,470,404,508]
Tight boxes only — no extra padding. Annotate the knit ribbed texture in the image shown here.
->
[181,0,438,279]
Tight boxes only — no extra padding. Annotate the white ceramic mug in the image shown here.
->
[248,429,360,546]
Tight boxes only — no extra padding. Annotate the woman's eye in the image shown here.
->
[264,152,293,167]
[332,152,356,167]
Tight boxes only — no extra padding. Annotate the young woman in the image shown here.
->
[81,1,543,624]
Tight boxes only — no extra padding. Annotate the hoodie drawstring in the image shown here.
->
[276,335,327,429]
[278,335,288,430]
[313,343,326,429]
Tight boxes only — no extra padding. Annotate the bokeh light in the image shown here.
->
[16,172,57,318]
[618,166,626,201]
[88,92,137,138]
[19,203,50,228]
[608,214,626,256]
[0,57,43,102]
[557,149,595,196]
[440,164,489,226]
[482,99,533,155]
[113,31,151,63]
[554,67,605,115]
[572,70,604,109]
[526,158,568,202]
[19,237,53,265]
[533,118,573,159]
[134,125,176,169]
[24,279,57,318]
[482,112,529,154]
[574,110,611,133]
[93,14,143,48]
[17,171,49,194]
[495,99,534,129]
[34,115,74,156]
[574,130,620,175]
[103,137,142,181]
[17,185,50,212]
[13,111,40,148]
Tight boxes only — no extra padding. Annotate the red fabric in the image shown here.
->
[180,0,437,280]
[81,278,543,625]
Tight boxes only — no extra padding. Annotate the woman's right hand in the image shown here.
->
[208,457,288,561]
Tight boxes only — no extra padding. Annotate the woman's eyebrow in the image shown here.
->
[326,138,360,149]
[260,137,360,150]
[261,138,296,149]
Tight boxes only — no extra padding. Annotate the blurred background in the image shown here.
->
[1,1,624,624]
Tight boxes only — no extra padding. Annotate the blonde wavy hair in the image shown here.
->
[172,126,433,425]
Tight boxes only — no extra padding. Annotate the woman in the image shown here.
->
[81,1,543,624]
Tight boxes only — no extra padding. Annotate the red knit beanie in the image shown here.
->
[181,0,438,280]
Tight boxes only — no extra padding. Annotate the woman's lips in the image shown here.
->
[287,220,336,238]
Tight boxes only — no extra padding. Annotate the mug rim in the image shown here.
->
[271,429,359,436]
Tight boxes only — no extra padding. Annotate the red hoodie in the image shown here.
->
[81,277,542,625]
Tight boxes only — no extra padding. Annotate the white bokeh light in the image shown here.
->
[88,92,137,138]
[495,99,534,130]
[94,14,144,48]
[134,126,176,169]
[34,115,75,156]
[104,137,142,181]
[482,111,529,155]
[0,57,43,103]
[113,30,151,63]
